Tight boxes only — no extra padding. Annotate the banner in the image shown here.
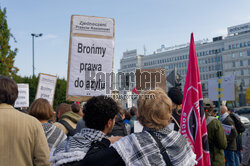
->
[208,75,235,101]
[67,15,115,102]
[35,73,57,105]
[180,33,210,166]
[14,84,29,108]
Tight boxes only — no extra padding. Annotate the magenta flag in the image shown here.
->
[180,33,210,166]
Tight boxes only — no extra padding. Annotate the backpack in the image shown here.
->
[230,113,245,133]
[58,119,76,137]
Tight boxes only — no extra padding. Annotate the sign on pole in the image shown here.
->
[14,84,29,108]
[66,15,115,102]
[35,73,57,105]
[208,75,235,101]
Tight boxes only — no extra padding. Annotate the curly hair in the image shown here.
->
[0,76,18,106]
[137,88,172,130]
[83,96,119,131]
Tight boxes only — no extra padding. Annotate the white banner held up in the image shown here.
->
[14,84,29,108]
[67,15,115,102]
[35,73,57,105]
[208,75,235,101]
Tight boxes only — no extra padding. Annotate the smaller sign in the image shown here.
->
[228,22,250,35]
[134,120,143,133]
[222,124,232,136]
[208,75,235,101]
[14,84,29,108]
[36,73,57,105]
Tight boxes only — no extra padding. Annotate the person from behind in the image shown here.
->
[168,87,183,131]
[129,106,137,133]
[204,98,227,166]
[29,98,67,150]
[79,88,197,166]
[54,103,81,136]
[49,96,120,166]
[109,107,128,137]
[0,76,50,166]
[71,103,83,117]
[221,105,238,166]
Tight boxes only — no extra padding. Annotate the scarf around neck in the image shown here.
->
[112,127,197,166]
[49,128,105,166]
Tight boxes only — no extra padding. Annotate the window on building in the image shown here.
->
[232,44,235,49]
[240,60,243,66]
[248,41,250,46]
[233,71,236,76]
[248,59,250,65]
[236,43,239,48]
[240,43,242,48]
[240,52,243,57]
[241,69,244,75]
[232,53,235,58]
[232,62,236,67]
[244,42,247,47]
[248,50,250,56]
[212,57,214,63]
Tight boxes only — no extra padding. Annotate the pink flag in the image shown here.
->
[180,33,210,166]
[132,86,137,94]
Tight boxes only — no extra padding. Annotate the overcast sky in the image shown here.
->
[1,0,250,78]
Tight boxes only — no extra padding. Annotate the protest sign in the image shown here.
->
[135,68,166,94]
[208,75,235,101]
[134,120,143,133]
[35,73,57,106]
[67,15,115,102]
[222,124,232,136]
[14,84,29,108]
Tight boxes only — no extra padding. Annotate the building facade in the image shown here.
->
[119,22,250,107]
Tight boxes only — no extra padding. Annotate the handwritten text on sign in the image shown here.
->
[14,84,29,108]
[36,74,57,105]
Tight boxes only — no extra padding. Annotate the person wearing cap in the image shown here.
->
[168,87,183,131]
[204,98,227,166]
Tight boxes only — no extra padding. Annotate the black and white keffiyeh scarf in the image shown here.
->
[49,128,105,166]
[42,123,67,150]
[112,127,197,166]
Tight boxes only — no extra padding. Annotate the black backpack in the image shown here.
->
[58,119,76,137]
[230,113,245,133]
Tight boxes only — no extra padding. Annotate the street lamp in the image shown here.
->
[31,33,43,76]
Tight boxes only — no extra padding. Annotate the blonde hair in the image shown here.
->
[29,98,55,121]
[137,88,172,130]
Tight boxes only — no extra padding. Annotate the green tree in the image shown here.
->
[0,7,18,76]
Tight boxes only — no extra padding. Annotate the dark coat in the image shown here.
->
[207,116,227,166]
[222,115,238,151]
[62,138,125,166]
[109,114,128,137]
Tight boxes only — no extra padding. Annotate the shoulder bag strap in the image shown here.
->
[148,131,173,166]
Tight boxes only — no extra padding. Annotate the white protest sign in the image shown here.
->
[208,75,235,101]
[72,15,114,37]
[68,37,113,96]
[222,124,232,136]
[168,123,175,131]
[134,120,143,133]
[127,91,132,108]
[14,84,29,108]
[35,73,57,105]
[67,15,115,102]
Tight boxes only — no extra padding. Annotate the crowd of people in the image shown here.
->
[0,75,249,166]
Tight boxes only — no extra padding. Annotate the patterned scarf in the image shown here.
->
[42,123,67,150]
[112,127,197,166]
[49,128,105,166]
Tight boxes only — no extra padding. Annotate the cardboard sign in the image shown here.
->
[35,73,57,105]
[208,75,235,101]
[67,15,115,102]
[14,84,29,108]
[135,68,166,94]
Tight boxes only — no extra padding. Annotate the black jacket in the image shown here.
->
[62,138,125,166]
[108,114,127,137]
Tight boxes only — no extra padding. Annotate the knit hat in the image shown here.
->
[203,98,215,108]
[167,87,183,105]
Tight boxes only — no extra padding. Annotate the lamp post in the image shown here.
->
[31,33,43,76]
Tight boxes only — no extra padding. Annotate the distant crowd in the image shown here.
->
[0,75,249,166]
